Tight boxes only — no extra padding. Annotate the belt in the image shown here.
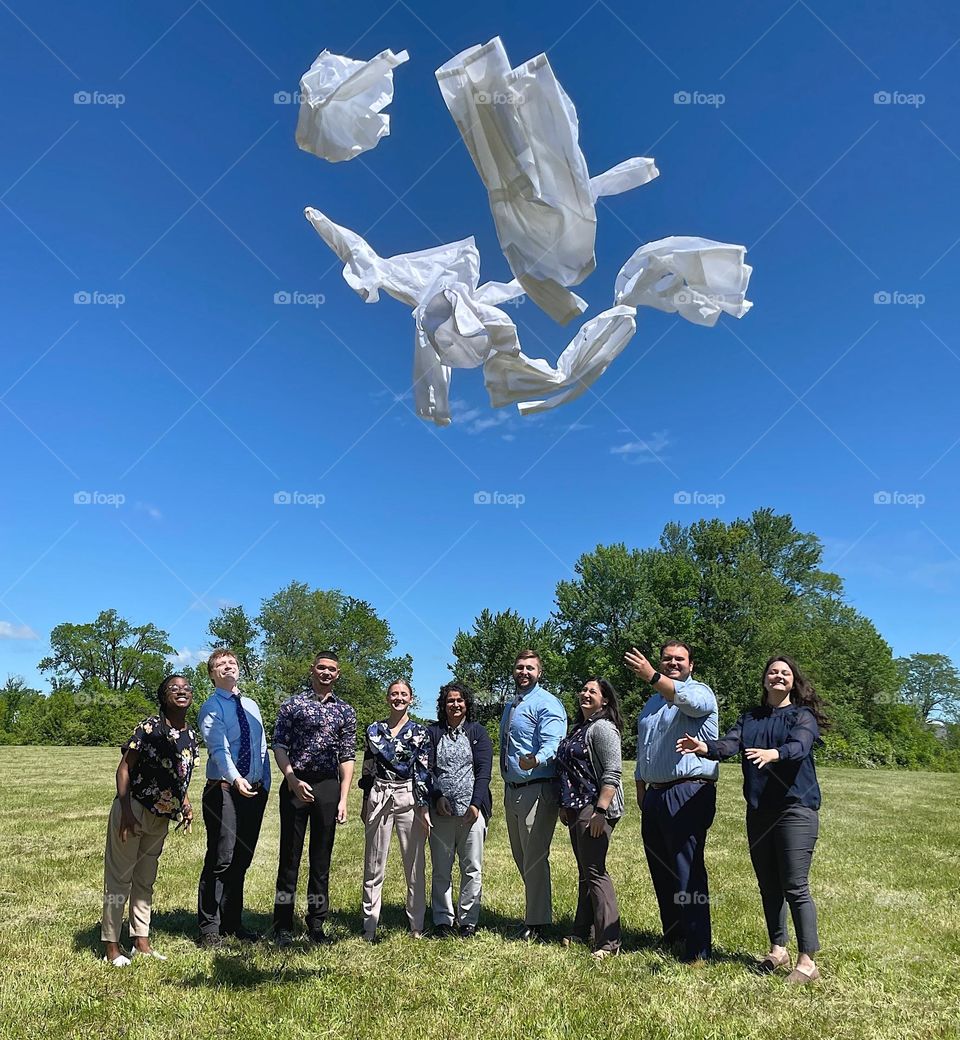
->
[505,777,548,790]
[206,779,265,792]
[648,777,716,791]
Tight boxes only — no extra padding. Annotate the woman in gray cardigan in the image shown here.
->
[556,677,625,959]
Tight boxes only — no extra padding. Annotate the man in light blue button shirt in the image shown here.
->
[626,640,718,962]
[500,649,567,940]
[196,649,271,946]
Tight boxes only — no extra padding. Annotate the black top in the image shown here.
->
[425,721,494,820]
[703,705,822,811]
[122,714,199,820]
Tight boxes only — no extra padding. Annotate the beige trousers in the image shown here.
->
[361,779,426,937]
[503,781,559,926]
[101,797,170,941]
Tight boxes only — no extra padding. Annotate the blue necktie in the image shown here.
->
[233,694,252,777]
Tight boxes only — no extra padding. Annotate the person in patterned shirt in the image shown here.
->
[271,651,356,944]
[101,674,199,967]
[359,680,432,941]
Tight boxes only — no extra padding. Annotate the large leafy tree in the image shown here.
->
[896,653,960,723]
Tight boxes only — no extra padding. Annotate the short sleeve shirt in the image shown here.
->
[123,715,199,820]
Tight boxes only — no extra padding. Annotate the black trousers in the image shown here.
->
[197,781,267,937]
[747,805,820,954]
[641,780,717,961]
[273,775,340,931]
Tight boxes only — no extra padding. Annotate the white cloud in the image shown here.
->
[0,622,38,640]
[135,501,163,520]
[610,430,670,463]
[166,646,210,668]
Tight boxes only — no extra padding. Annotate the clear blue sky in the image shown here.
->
[1,0,958,708]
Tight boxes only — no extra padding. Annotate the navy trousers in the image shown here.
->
[641,780,717,961]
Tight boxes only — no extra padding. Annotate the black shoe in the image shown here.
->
[273,930,295,948]
[308,926,332,944]
[197,933,223,950]
[433,924,455,938]
[225,927,261,943]
[458,925,477,938]
[514,925,544,942]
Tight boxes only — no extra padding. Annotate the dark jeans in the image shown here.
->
[747,805,820,954]
[197,781,267,937]
[641,780,717,961]
[274,775,340,931]
[567,805,621,953]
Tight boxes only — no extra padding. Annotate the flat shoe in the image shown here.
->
[592,948,620,961]
[786,965,820,984]
[131,948,167,961]
[103,953,131,967]
[757,951,791,974]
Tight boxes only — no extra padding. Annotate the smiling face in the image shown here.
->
[659,644,692,682]
[386,681,412,714]
[311,656,340,694]
[513,655,541,691]
[209,653,239,689]
[764,659,795,702]
[578,679,606,720]
[162,677,194,714]
[443,688,467,728]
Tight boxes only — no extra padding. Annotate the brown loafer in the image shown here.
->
[786,965,820,984]
[757,950,791,974]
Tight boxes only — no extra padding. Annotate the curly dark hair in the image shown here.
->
[436,681,476,725]
[759,654,830,729]
[576,677,625,734]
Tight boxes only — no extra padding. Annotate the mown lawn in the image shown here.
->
[0,747,957,1040]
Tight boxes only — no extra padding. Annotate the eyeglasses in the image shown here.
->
[166,685,193,693]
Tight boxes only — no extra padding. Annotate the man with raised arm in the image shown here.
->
[626,640,718,963]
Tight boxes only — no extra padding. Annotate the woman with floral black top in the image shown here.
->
[677,655,827,984]
[556,677,625,960]
[101,674,199,966]
[359,680,432,941]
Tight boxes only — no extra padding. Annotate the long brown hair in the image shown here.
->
[759,655,830,729]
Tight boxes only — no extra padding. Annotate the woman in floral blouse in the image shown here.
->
[556,677,625,960]
[359,680,432,941]
[101,674,199,966]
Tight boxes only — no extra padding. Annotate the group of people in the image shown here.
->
[100,642,826,984]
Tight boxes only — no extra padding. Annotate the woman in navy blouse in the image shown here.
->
[677,655,827,984]
[359,680,432,941]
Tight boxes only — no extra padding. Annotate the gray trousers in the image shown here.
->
[504,780,559,926]
[747,805,820,953]
[429,812,487,927]
[568,805,621,953]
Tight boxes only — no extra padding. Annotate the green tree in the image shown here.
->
[896,653,960,723]
[39,609,173,696]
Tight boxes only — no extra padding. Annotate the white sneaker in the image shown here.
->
[131,947,167,961]
[103,953,131,967]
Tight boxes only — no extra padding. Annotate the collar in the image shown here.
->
[308,688,339,705]
[214,685,242,701]
[514,682,539,703]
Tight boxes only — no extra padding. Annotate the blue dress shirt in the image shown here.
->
[198,686,271,789]
[499,683,568,784]
[634,676,719,784]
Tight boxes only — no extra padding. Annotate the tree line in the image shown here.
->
[2,509,958,770]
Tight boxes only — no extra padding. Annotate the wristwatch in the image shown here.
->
[649,671,662,686]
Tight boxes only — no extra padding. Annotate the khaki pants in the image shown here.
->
[101,797,170,941]
[504,781,559,926]
[361,779,426,937]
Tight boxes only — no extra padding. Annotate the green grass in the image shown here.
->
[0,748,958,1040]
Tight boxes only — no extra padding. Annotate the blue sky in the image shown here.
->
[1,0,958,708]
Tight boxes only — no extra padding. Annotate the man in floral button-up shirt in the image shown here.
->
[271,651,356,943]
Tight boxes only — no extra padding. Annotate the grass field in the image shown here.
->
[0,748,957,1040]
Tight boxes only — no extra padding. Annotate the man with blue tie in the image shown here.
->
[626,640,719,963]
[500,649,567,941]
[197,648,271,946]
